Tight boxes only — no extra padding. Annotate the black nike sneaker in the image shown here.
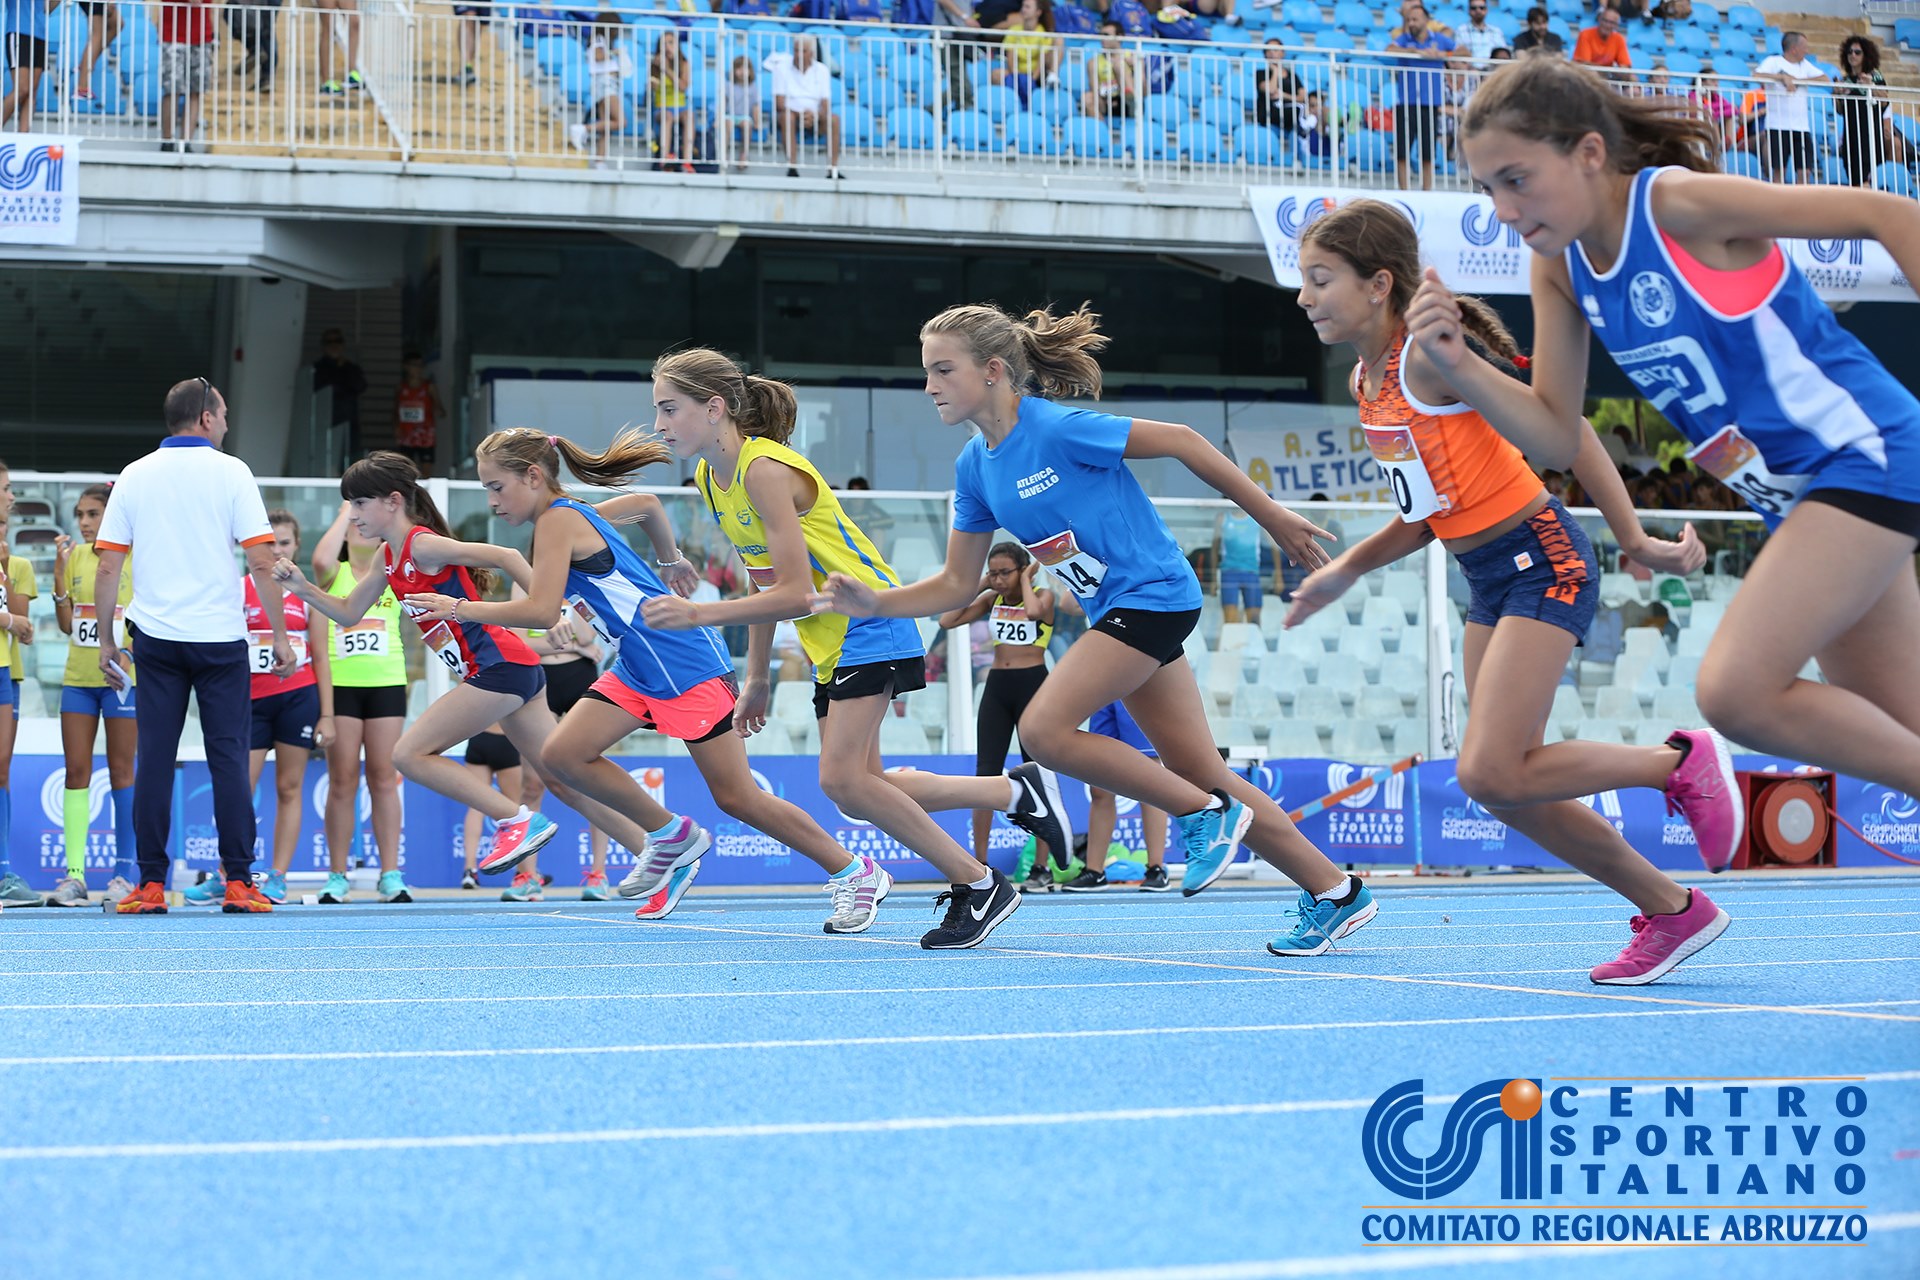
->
[920,870,1022,949]
[1006,762,1072,870]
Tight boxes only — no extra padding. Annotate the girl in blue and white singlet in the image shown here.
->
[816,302,1381,958]
[1411,55,1920,804]
[429,427,893,935]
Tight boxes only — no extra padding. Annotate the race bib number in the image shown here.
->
[567,596,615,648]
[1025,529,1108,600]
[746,564,779,589]
[422,621,470,681]
[1364,425,1446,523]
[1687,425,1809,518]
[249,632,309,675]
[336,618,389,659]
[398,405,426,424]
[71,602,124,649]
[990,603,1040,647]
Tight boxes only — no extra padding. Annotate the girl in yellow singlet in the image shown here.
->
[0,473,37,907]
[50,484,139,906]
[641,348,1072,950]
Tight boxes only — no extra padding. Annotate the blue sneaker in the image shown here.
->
[634,857,702,921]
[1267,883,1378,957]
[183,873,227,905]
[318,872,351,904]
[1176,793,1252,897]
[260,870,288,904]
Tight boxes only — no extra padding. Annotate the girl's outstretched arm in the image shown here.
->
[1123,418,1336,570]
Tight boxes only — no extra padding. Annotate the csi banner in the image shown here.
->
[0,135,79,246]
[1248,186,1915,303]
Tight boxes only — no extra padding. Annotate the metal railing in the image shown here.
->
[15,6,1920,194]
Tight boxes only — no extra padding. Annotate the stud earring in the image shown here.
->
[986,379,994,386]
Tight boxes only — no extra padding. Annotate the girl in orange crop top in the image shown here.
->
[1286,199,1733,989]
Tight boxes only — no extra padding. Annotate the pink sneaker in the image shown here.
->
[1590,889,1730,986]
[479,809,558,875]
[1664,729,1744,873]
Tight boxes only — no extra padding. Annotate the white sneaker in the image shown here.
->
[48,876,90,907]
[567,123,588,151]
[822,855,891,935]
[103,875,135,905]
[617,816,712,898]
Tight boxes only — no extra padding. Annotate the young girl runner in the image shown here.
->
[185,511,337,906]
[49,485,141,907]
[311,501,410,905]
[407,426,892,933]
[272,452,709,878]
[1409,56,1920,869]
[0,465,40,907]
[1291,199,1731,985]
[818,304,1374,957]
[935,540,1062,889]
[638,352,1075,949]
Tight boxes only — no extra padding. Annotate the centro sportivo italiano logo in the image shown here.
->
[1358,1076,1875,1247]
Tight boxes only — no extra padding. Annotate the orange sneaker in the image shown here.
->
[115,882,170,915]
[223,879,275,914]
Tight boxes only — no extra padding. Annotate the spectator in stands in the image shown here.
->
[1151,2,1207,43]
[1756,31,1828,183]
[846,476,872,489]
[1457,0,1508,67]
[1214,510,1265,625]
[650,31,696,173]
[1611,0,1647,22]
[1511,6,1564,57]
[767,35,843,179]
[1835,34,1890,187]
[1252,38,1300,132]
[1390,0,1451,40]
[393,350,444,474]
[455,3,488,86]
[75,0,126,110]
[841,0,890,22]
[1084,21,1138,118]
[568,12,631,169]
[1189,0,1239,29]
[1690,73,1741,156]
[1649,0,1690,22]
[312,328,367,458]
[1390,5,1454,192]
[934,0,984,111]
[1573,7,1630,72]
[1297,89,1330,160]
[994,0,1061,108]
[0,0,51,133]
[313,0,364,97]
[724,54,762,171]
[157,0,217,152]
[976,0,1022,26]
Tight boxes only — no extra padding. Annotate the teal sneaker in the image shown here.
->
[377,871,413,904]
[501,870,544,902]
[261,870,288,904]
[1176,793,1252,898]
[1267,883,1378,957]
[581,869,611,901]
[183,873,227,905]
[0,872,45,906]
[318,872,351,904]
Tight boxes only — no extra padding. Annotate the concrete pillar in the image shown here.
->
[224,276,310,475]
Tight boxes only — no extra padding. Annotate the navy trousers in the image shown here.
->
[130,630,257,887]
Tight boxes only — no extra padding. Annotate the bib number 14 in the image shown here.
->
[1024,529,1107,601]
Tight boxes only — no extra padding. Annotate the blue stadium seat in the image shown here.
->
[1144,93,1185,130]
[1281,0,1326,33]
[859,78,904,115]
[1664,50,1702,76]
[1233,124,1287,166]
[1177,121,1224,162]
[1210,25,1256,45]
[1686,1,1722,31]
[1027,85,1073,121]
[1333,0,1374,36]
[1199,97,1242,133]
[1723,151,1764,180]
[1874,162,1916,198]
[1674,25,1713,57]
[1726,3,1763,32]
[1313,29,1355,51]
[1899,19,1920,51]
[1715,29,1757,60]
[975,83,1019,121]
[1057,57,1090,96]
[1006,112,1062,154]
[888,106,939,149]
[1818,153,1847,187]
[1065,117,1116,157]
[1350,128,1393,172]
[842,103,878,145]
[946,108,997,150]
[1709,53,1750,78]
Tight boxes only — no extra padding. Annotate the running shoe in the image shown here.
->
[1018,862,1053,894]
[920,870,1021,950]
[478,809,559,876]
[48,876,89,907]
[319,872,351,904]
[581,869,611,902]
[1138,864,1172,893]
[1176,792,1252,897]
[501,870,544,902]
[634,857,701,920]
[1590,889,1730,986]
[114,881,169,915]
[346,70,366,91]
[260,870,288,904]
[1006,762,1072,871]
[616,815,711,898]
[823,855,892,934]
[320,80,345,96]
[460,868,479,890]
[103,875,136,906]
[377,870,413,904]
[1266,882,1377,957]
[223,879,275,914]
[0,872,44,906]
[1060,867,1108,892]
[1664,729,1743,873]
[183,873,227,906]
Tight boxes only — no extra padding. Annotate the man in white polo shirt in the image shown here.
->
[93,377,297,915]
[766,35,842,180]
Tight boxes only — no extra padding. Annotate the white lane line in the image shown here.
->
[0,973,1294,1013]
[0,1097,1381,1161]
[929,1213,1920,1280]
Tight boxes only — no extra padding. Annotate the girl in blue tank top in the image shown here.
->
[816,301,1382,958]
[420,426,895,936]
[1408,55,1920,810]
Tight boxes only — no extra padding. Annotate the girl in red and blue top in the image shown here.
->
[275,451,704,878]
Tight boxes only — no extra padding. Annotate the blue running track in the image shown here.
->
[2,872,1916,1280]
